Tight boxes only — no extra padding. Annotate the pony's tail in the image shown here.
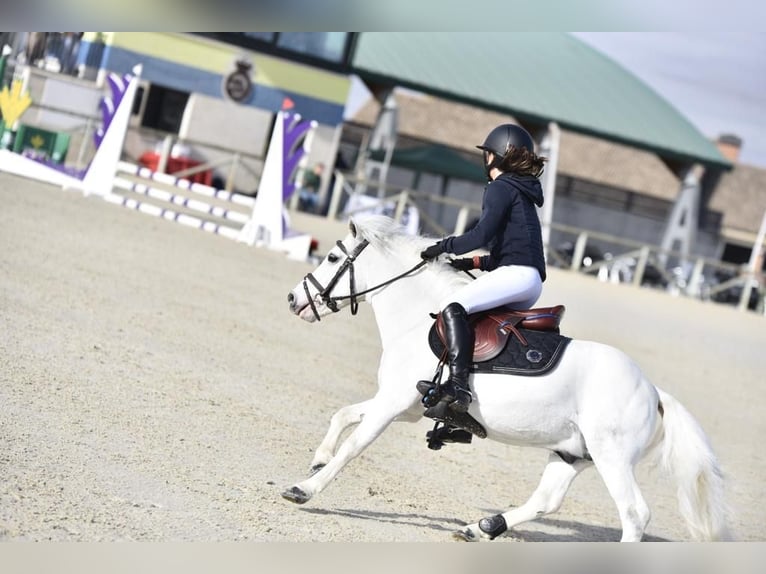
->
[653,387,733,541]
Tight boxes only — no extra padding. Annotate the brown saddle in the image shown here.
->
[435,304,566,363]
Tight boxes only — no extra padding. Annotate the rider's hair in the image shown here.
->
[496,147,546,178]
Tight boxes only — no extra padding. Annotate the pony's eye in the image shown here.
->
[327,253,340,263]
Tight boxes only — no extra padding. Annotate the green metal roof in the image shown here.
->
[371,145,486,183]
[350,33,731,170]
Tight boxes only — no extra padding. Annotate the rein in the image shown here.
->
[303,238,427,321]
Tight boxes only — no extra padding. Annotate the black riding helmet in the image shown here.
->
[476,123,535,179]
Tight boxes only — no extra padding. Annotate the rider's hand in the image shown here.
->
[420,242,443,261]
[449,258,474,271]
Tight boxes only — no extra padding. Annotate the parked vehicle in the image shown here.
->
[707,269,763,311]
[551,241,606,270]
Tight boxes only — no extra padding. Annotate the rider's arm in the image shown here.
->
[441,182,512,256]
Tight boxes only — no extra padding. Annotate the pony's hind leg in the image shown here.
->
[309,399,373,474]
[455,452,592,541]
[581,380,657,541]
[591,456,650,541]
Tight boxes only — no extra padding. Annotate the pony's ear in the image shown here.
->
[349,219,357,238]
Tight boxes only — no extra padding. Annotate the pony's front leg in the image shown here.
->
[308,399,373,475]
[282,401,404,505]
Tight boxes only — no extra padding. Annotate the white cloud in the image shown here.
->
[572,32,766,168]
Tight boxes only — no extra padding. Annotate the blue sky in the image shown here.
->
[572,32,766,168]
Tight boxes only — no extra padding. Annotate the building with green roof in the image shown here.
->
[8,32,762,291]
[349,32,730,171]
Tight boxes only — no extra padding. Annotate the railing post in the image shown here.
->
[157,134,173,173]
[76,116,93,170]
[571,232,588,272]
[740,209,766,312]
[632,246,650,287]
[738,272,754,312]
[226,152,240,192]
[393,190,409,223]
[686,257,706,298]
[326,171,345,220]
[454,206,470,235]
[288,168,302,210]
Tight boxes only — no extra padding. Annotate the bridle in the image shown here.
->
[302,238,427,321]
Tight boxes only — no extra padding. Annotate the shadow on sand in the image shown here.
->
[298,506,670,542]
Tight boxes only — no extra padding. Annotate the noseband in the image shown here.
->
[302,238,426,321]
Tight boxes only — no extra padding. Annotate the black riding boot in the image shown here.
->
[439,302,474,413]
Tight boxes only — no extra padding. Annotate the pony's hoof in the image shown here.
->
[281,486,311,504]
[309,463,325,476]
[453,527,478,542]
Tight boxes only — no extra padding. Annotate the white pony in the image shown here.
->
[284,215,731,542]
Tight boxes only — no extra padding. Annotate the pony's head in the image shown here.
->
[288,215,445,322]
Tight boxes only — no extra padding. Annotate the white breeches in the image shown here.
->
[439,265,542,313]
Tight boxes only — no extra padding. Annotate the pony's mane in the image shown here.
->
[351,215,471,290]
[352,215,428,250]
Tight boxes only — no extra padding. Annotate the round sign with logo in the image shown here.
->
[224,58,254,103]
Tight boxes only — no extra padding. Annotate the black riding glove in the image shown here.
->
[449,258,474,271]
[420,242,444,261]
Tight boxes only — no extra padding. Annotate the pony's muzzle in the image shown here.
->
[288,288,317,321]
[287,291,300,314]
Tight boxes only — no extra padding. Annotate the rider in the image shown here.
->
[419,123,547,414]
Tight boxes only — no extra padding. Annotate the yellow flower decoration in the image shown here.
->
[30,134,45,149]
[0,79,32,128]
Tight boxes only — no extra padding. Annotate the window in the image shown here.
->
[721,243,764,268]
[567,179,630,212]
[629,193,672,221]
[141,84,189,134]
[276,33,348,63]
[132,86,144,116]
[242,32,276,43]
[195,33,354,69]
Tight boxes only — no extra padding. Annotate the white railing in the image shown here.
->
[17,100,265,193]
[321,170,765,315]
[11,98,764,315]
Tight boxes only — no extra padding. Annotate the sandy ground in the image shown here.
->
[1,173,764,543]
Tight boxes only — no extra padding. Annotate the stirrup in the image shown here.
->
[423,402,487,439]
[426,422,473,450]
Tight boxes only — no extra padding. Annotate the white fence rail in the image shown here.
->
[10,97,764,315]
[323,170,765,314]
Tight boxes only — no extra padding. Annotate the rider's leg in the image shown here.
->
[448,265,543,315]
[433,265,542,414]
[438,302,474,413]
